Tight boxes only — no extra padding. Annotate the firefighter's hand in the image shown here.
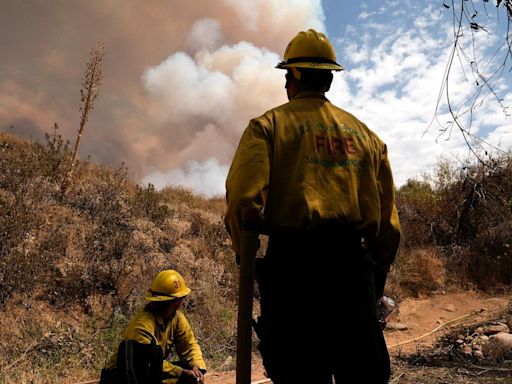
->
[376,296,396,330]
[182,366,205,383]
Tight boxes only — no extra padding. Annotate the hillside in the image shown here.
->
[0,132,511,383]
[0,132,238,382]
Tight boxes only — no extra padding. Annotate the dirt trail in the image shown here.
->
[207,291,510,384]
[385,291,508,355]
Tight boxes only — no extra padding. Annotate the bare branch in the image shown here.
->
[429,0,511,169]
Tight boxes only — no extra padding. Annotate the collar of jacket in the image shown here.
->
[153,309,177,330]
[292,90,328,101]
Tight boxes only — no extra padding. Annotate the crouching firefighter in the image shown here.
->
[99,269,207,384]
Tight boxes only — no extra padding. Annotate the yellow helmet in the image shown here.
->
[144,269,191,302]
[276,29,344,71]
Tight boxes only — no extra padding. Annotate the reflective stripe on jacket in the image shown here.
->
[105,309,206,383]
[225,90,401,268]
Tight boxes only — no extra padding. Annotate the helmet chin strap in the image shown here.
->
[291,67,302,80]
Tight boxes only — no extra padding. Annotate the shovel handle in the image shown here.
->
[236,207,260,384]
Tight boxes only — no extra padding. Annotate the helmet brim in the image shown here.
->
[276,61,344,71]
[144,286,191,301]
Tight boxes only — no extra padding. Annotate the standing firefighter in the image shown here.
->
[225,29,401,384]
[99,269,207,384]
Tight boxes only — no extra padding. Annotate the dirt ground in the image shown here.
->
[207,291,511,384]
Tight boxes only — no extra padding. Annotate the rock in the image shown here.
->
[472,342,482,351]
[507,315,512,331]
[473,350,484,358]
[482,332,512,359]
[385,322,408,331]
[483,323,510,335]
[442,304,456,312]
[461,345,473,354]
[493,332,512,348]
[475,327,484,335]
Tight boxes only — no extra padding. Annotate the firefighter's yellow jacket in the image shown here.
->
[225,90,401,269]
[105,308,206,383]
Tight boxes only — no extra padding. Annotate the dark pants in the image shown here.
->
[99,362,201,384]
[255,227,390,384]
[99,338,200,384]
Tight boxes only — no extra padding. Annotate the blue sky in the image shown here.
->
[0,0,510,197]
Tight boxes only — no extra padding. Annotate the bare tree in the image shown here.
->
[61,42,104,196]
[429,0,511,166]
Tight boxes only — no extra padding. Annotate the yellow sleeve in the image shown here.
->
[162,360,183,382]
[162,360,183,383]
[368,144,401,270]
[173,311,207,370]
[225,119,272,255]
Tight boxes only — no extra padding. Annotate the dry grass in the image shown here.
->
[389,361,512,384]
[395,154,512,291]
[0,132,237,382]
[1,132,511,382]
[388,247,446,299]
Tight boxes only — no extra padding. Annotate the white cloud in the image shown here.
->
[343,42,369,64]
[329,1,512,186]
[487,124,512,150]
[358,11,372,20]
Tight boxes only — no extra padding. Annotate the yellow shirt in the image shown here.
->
[105,308,206,384]
[225,91,401,268]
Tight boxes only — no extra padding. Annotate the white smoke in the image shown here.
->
[143,52,235,125]
[143,158,229,198]
[185,18,225,52]
[142,0,326,196]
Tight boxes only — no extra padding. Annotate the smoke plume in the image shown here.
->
[0,0,326,197]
